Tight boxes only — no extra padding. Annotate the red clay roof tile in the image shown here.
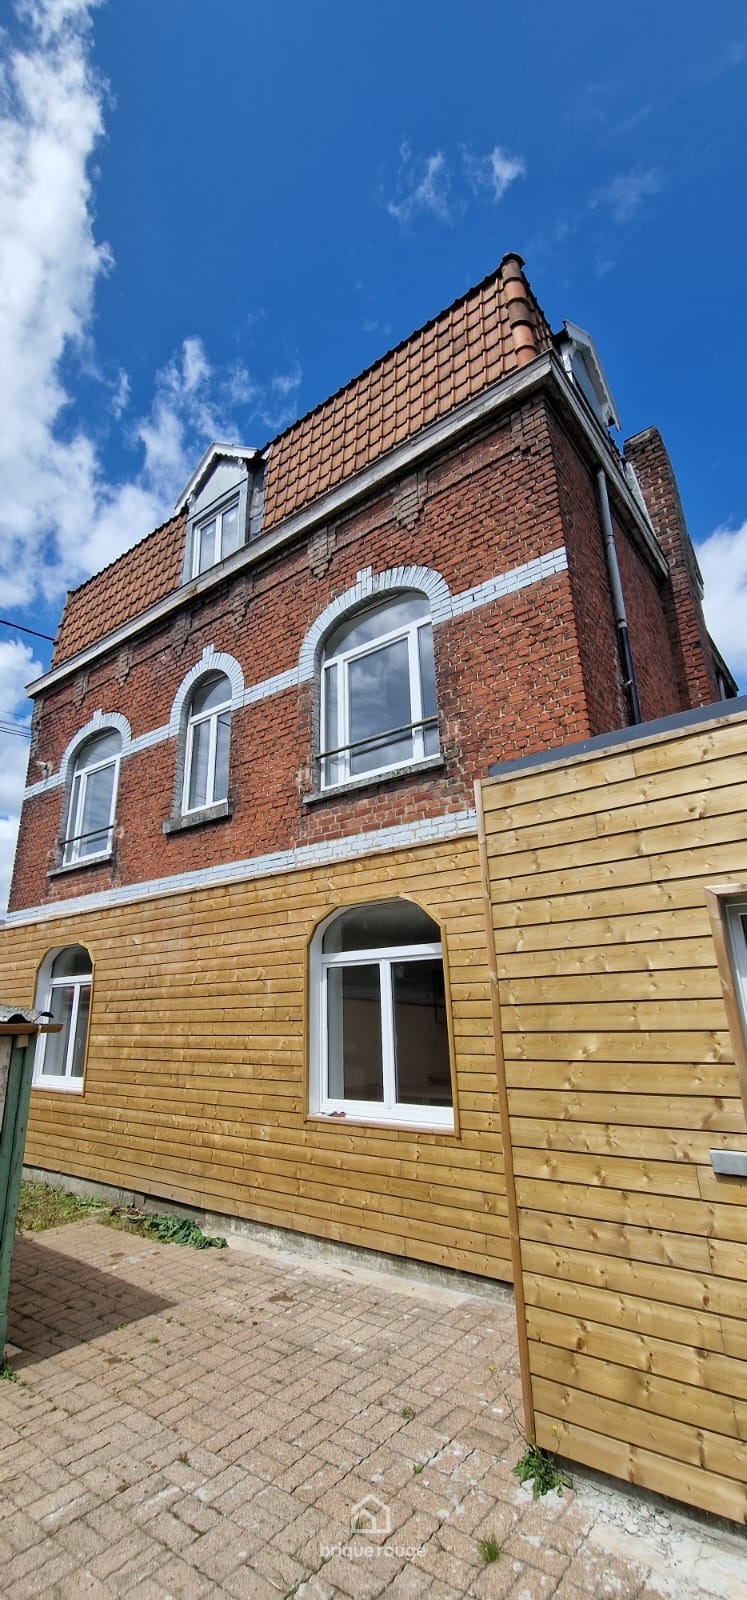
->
[52,256,551,667]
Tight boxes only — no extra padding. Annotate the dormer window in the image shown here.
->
[192,495,242,577]
[176,443,264,584]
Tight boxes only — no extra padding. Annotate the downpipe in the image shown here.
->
[596,467,642,726]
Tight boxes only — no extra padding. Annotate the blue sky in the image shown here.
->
[0,0,746,906]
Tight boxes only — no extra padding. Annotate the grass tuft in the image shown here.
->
[477,1531,502,1564]
[16,1182,226,1249]
[16,1181,108,1232]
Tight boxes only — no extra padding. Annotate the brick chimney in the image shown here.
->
[624,427,721,709]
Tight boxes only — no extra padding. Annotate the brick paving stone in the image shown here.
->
[143,1553,224,1598]
[222,1563,298,1598]
[551,1579,601,1600]
[86,1527,163,1583]
[50,1570,112,1599]
[230,1540,309,1594]
[502,1528,573,1580]
[503,1571,561,1600]
[2,1505,41,1555]
[185,1522,258,1583]
[413,1541,484,1591]
[383,1567,435,1598]
[318,1551,396,1598]
[295,1578,346,1600]
[472,1557,538,1599]
[55,1516,109,1563]
[563,1542,648,1600]
[3,1221,747,1600]
[3,1548,80,1599]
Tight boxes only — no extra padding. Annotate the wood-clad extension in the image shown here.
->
[478,702,747,1524]
[7,836,510,1281]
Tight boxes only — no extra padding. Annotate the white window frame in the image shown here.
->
[190,494,241,578]
[309,910,454,1130]
[33,950,92,1094]
[62,734,120,866]
[320,600,438,788]
[182,675,232,815]
[705,887,747,1125]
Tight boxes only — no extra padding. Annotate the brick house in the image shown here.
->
[1,255,734,1278]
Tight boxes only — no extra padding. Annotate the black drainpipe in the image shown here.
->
[595,466,642,726]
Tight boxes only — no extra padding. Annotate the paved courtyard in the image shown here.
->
[1,1220,745,1599]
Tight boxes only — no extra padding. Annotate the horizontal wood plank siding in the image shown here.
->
[5,837,509,1280]
[479,706,747,1523]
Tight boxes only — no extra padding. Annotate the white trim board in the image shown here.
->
[4,808,479,928]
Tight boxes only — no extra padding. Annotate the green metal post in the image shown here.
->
[0,1029,38,1356]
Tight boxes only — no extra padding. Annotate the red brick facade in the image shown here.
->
[9,271,728,914]
[624,427,722,708]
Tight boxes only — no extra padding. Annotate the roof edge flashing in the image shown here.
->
[175,441,260,513]
[556,321,621,432]
[486,694,747,782]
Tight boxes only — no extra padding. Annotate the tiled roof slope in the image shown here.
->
[51,255,551,666]
[262,255,552,527]
[52,512,186,665]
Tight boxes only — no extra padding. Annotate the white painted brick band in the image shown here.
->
[4,808,478,927]
[22,548,567,798]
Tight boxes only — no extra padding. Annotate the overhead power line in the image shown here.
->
[0,617,55,642]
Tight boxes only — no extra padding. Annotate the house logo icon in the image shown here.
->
[350,1494,391,1536]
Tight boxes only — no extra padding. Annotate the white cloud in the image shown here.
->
[387,140,525,228]
[0,0,304,909]
[0,0,304,612]
[590,167,665,223]
[697,521,747,685]
[110,367,130,419]
[463,145,526,202]
[0,638,41,914]
[386,144,453,226]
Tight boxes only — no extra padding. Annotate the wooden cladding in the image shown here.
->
[7,838,508,1281]
[478,706,747,1524]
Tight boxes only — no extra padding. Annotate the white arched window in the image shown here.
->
[309,900,454,1129]
[33,946,92,1092]
[320,593,438,787]
[182,672,232,814]
[63,730,121,865]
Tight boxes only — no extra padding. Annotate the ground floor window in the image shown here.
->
[33,946,92,1092]
[310,900,454,1129]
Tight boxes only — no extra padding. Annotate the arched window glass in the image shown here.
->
[320,593,438,787]
[63,730,121,865]
[310,900,453,1129]
[183,672,232,813]
[33,945,92,1091]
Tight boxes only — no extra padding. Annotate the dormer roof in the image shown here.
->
[175,442,260,513]
[555,321,621,431]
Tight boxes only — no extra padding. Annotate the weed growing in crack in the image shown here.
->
[477,1531,502,1564]
[513,1441,571,1499]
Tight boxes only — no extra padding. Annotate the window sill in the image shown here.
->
[32,1080,84,1094]
[48,852,113,879]
[307,1111,456,1135]
[163,799,234,834]
[302,753,444,807]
